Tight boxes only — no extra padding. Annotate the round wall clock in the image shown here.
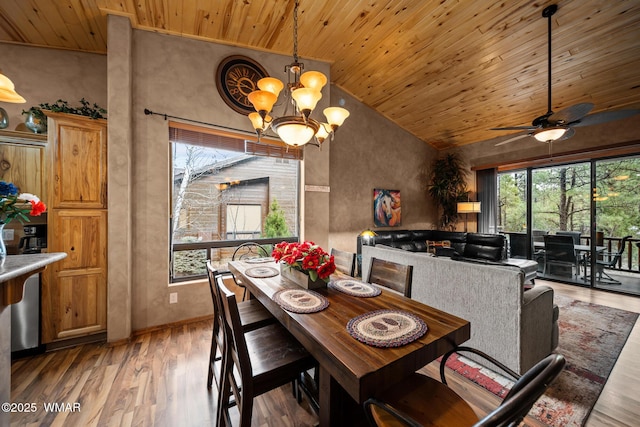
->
[216,55,269,115]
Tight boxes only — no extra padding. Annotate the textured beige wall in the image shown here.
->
[328,86,439,253]
[121,22,332,331]
[0,43,106,129]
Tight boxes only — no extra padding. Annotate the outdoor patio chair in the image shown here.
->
[543,235,579,278]
[584,235,632,285]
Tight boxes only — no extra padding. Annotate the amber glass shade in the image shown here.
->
[258,77,284,97]
[315,123,330,143]
[248,90,277,113]
[272,116,320,146]
[0,73,26,103]
[323,107,350,129]
[292,88,322,112]
[300,71,327,91]
[248,112,271,130]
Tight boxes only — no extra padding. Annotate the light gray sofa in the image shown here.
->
[362,245,559,375]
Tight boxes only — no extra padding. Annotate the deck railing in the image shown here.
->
[171,236,298,283]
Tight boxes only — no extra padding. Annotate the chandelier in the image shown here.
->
[0,72,26,103]
[247,0,349,147]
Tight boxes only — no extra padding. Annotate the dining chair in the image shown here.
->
[543,234,578,277]
[367,257,413,297]
[231,242,271,300]
[556,230,582,245]
[216,276,317,427]
[584,235,632,284]
[363,347,565,427]
[206,261,275,391]
[331,248,356,276]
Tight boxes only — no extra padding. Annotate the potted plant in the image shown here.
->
[271,241,336,289]
[427,152,469,230]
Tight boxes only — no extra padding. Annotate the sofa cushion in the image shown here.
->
[463,233,506,261]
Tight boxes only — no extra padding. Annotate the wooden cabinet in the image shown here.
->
[42,210,107,340]
[42,112,108,344]
[48,113,107,209]
[0,130,47,199]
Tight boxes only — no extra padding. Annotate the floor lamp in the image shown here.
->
[457,201,481,232]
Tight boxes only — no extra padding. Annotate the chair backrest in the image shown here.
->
[532,229,548,242]
[544,234,577,263]
[507,233,529,258]
[367,257,413,297]
[217,275,253,415]
[615,235,633,255]
[232,242,270,260]
[477,353,566,426]
[556,230,582,245]
[331,248,356,276]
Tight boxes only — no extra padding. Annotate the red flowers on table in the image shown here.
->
[0,181,47,225]
[272,241,336,282]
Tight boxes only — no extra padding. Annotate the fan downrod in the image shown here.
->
[542,4,557,18]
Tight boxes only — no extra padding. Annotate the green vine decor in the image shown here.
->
[23,98,107,122]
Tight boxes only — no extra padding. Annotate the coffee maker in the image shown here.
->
[18,224,47,254]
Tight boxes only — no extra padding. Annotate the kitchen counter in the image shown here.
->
[0,252,67,425]
[1,253,67,306]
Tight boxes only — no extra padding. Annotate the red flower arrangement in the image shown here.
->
[272,241,336,282]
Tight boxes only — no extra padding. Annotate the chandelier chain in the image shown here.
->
[293,0,299,63]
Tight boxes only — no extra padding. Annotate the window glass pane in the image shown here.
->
[498,170,527,233]
[170,134,299,282]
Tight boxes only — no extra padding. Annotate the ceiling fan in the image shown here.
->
[493,4,639,147]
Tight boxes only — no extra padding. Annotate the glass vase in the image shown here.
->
[0,222,6,266]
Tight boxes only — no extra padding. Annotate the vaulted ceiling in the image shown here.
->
[1,0,639,150]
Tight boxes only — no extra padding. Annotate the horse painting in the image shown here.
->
[373,189,401,227]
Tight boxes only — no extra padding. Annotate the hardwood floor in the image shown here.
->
[10,280,639,426]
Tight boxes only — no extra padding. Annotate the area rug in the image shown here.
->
[445,294,638,426]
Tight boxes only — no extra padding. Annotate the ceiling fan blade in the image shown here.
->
[556,127,575,141]
[495,133,531,146]
[548,103,594,124]
[571,109,640,127]
[491,126,537,131]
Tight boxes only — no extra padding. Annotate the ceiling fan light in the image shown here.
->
[323,107,350,130]
[534,127,567,142]
[300,71,327,91]
[257,77,284,97]
[272,116,320,146]
[248,90,277,114]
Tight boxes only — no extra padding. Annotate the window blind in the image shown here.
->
[168,121,303,160]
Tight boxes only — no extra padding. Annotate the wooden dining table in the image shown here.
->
[228,260,471,426]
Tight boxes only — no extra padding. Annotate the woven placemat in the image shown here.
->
[273,289,329,313]
[347,309,428,348]
[245,257,274,264]
[244,266,279,278]
[329,279,381,297]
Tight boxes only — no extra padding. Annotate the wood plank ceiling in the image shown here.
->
[0,0,639,150]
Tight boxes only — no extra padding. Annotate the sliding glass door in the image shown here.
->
[592,157,640,295]
[497,156,640,295]
[531,163,590,284]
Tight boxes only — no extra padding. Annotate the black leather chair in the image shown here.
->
[363,347,565,427]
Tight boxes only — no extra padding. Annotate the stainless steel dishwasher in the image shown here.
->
[11,273,44,357]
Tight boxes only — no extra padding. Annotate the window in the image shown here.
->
[169,124,300,282]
